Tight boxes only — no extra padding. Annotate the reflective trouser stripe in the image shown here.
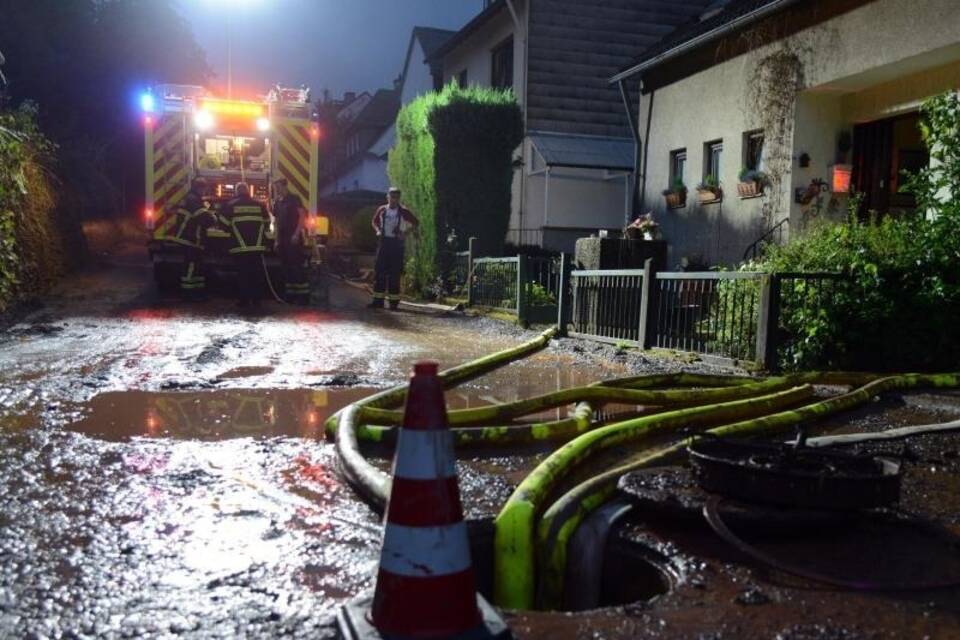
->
[378,522,471,577]
[387,295,401,302]
[372,292,385,299]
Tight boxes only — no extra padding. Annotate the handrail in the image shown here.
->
[743,217,789,262]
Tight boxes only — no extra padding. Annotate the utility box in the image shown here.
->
[574,238,667,271]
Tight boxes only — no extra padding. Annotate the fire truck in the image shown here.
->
[140,84,328,297]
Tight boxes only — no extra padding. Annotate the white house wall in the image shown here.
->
[319,157,390,197]
[401,39,435,105]
[637,0,960,268]
[441,2,526,107]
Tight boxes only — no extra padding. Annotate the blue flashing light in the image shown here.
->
[140,93,156,113]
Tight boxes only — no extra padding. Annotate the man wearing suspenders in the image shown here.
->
[369,187,419,310]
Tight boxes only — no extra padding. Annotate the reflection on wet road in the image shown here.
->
[0,260,630,637]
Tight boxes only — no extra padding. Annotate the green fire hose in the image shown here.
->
[492,383,815,609]
[532,372,960,609]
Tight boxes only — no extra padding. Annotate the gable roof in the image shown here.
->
[611,0,801,82]
[526,0,717,138]
[425,0,507,63]
[400,26,456,89]
[349,88,400,130]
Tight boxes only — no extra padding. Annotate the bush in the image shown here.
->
[388,84,523,296]
[0,104,79,313]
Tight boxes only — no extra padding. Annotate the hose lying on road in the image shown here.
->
[355,401,597,447]
[358,376,796,428]
[531,372,960,610]
[332,326,558,509]
[801,418,960,447]
[494,384,815,609]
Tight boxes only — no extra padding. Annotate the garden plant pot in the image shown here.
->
[697,188,722,204]
[665,192,686,208]
[737,181,762,197]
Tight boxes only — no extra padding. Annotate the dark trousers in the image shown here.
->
[233,253,266,306]
[180,247,206,299]
[279,241,310,303]
[373,237,404,307]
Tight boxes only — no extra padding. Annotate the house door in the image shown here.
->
[852,112,928,216]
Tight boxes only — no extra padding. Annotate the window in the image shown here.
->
[704,139,723,182]
[743,130,764,171]
[457,69,468,87]
[669,149,686,188]
[491,37,514,89]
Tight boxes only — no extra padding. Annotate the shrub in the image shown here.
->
[0,104,78,313]
[388,84,523,296]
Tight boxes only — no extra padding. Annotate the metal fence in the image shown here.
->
[471,257,519,311]
[776,272,850,367]
[554,261,846,370]
[569,269,645,344]
[653,272,762,362]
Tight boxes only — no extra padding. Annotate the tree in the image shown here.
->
[0,0,212,219]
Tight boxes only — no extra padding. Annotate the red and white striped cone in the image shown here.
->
[337,361,510,640]
[371,360,481,637]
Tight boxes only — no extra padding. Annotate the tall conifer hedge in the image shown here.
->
[388,84,522,295]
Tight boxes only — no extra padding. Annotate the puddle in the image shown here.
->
[69,388,376,441]
[68,384,628,442]
[216,366,275,379]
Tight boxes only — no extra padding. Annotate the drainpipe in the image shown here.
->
[640,84,654,211]
[618,78,641,221]
[506,0,529,242]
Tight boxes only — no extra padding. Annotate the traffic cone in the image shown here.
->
[337,361,511,640]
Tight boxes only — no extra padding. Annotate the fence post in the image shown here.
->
[637,258,658,349]
[755,274,782,371]
[556,253,571,336]
[517,255,529,327]
[466,237,477,307]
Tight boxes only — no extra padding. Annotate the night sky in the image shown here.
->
[176,0,482,100]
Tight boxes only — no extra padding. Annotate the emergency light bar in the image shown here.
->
[201,99,264,117]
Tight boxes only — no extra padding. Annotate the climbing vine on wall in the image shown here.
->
[747,50,805,227]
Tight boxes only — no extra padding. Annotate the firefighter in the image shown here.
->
[271,177,310,304]
[221,181,270,308]
[370,187,418,310]
[171,177,214,299]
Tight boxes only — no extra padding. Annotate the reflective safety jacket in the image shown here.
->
[170,192,212,249]
[221,196,270,254]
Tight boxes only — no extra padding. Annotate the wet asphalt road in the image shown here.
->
[0,245,627,638]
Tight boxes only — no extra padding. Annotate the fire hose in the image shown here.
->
[329,328,960,611]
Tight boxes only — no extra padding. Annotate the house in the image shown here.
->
[427,0,715,252]
[318,88,400,198]
[612,0,960,267]
[366,26,457,185]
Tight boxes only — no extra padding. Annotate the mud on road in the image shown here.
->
[0,245,639,638]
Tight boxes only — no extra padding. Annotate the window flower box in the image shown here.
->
[662,177,687,209]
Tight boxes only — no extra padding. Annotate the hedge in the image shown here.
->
[388,84,523,296]
[0,104,82,313]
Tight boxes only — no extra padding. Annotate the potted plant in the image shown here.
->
[661,177,687,208]
[696,174,722,203]
[737,167,768,197]
[624,212,660,240]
